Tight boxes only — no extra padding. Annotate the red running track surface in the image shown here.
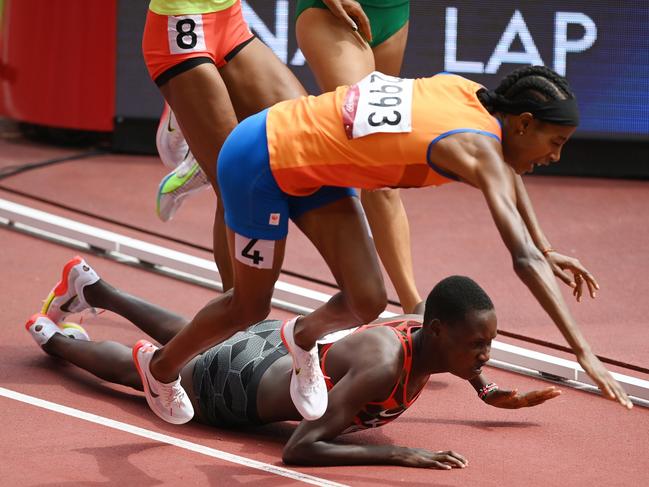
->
[1,136,648,486]
[1,139,647,368]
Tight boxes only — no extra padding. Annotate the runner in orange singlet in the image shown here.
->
[136,66,632,426]
[267,73,499,192]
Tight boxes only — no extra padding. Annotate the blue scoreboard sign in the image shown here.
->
[243,1,649,140]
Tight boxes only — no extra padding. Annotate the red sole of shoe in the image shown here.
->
[52,256,83,298]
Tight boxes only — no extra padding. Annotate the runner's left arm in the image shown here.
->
[471,137,630,408]
[513,175,599,301]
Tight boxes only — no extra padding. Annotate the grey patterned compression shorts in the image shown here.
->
[192,320,287,427]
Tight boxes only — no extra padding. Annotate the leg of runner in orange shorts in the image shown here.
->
[144,7,305,290]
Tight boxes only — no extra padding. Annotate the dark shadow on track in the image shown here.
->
[31,442,170,487]
[396,417,540,430]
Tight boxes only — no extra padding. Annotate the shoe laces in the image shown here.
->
[299,353,324,392]
[157,380,186,408]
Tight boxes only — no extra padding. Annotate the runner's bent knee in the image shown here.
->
[346,281,387,323]
[231,292,272,325]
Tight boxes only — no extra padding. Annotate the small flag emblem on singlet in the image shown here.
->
[269,213,280,225]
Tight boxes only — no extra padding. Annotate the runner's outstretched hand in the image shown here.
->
[544,251,599,302]
[484,386,561,409]
[578,353,633,409]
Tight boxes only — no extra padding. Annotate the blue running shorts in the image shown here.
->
[217,108,356,240]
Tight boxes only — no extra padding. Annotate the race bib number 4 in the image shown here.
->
[342,71,414,139]
[234,234,275,270]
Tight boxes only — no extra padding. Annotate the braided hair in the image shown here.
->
[477,66,577,122]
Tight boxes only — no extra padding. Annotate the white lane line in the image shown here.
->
[0,387,348,487]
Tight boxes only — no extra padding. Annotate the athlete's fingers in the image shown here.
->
[610,380,633,409]
[435,451,468,468]
[553,265,575,287]
[448,451,469,466]
[323,0,371,40]
[346,3,372,41]
[569,260,599,296]
[322,0,354,25]
[574,275,583,302]
[526,387,561,406]
[590,273,601,290]
[596,376,615,400]
[584,273,599,298]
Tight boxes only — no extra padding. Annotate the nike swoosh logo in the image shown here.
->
[59,295,78,313]
[167,116,175,133]
[144,372,160,398]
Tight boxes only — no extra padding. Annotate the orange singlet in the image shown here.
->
[266,73,502,196]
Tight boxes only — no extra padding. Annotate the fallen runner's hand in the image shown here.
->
[484,386,561,409]
[395,447,469,469]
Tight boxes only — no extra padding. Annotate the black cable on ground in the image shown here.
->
[0,150,108,180]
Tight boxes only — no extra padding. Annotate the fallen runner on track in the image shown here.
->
[27,257,559,468]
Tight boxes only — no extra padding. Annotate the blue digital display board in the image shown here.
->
[243,1,649,140]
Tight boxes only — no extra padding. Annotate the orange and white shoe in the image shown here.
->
[132,340,194,425]
[25,314,62,347]
[281,317,328,421]
[156,103,190,169]
[41,256,100,324]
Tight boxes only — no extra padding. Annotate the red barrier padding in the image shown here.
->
[0,0,116,131]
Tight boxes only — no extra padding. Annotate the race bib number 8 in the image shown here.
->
[342,71,414,139]
[168,15,206,54]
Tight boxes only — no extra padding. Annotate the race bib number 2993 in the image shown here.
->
[342,71,414,139]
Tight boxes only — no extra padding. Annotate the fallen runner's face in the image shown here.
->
[445,309,498,380]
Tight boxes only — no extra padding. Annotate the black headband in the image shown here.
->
[479,89,580,126]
